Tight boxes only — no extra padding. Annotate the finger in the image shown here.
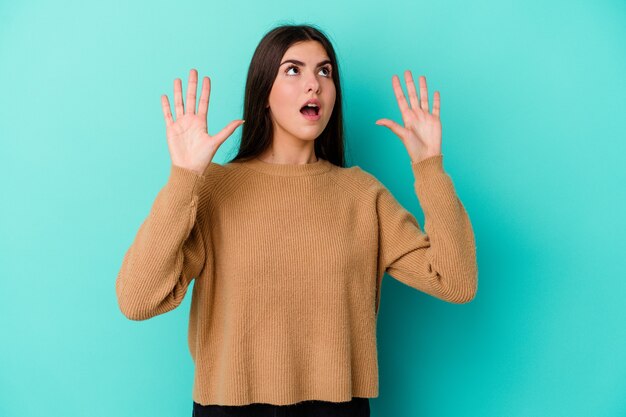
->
[404,70,419,111]
[419,75,429,112]
[197,76,211,121]
[174,78,184,120]
[212,119,245,146]
[375,118,406,141]
[185,69,198,115]
[161,94,174,127]
[391,75,411,126]
[432,91,441,118]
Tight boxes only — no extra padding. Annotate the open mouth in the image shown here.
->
[300,104,320,117]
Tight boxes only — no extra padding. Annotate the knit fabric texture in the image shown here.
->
[115,154,478,406]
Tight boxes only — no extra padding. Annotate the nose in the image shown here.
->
[304,69,321,94]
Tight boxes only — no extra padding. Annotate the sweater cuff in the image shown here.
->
[411,154,445,178]
[410,154,452,197]
[167,164,206,198]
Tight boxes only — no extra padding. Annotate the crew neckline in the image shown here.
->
[239,157,332,177]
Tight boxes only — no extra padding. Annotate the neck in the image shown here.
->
[256,150,318,165]
[240,156,330,177]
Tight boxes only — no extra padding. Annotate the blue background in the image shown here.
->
[1,0,624,416]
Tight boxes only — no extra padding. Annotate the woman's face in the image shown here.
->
[267,40,336,143]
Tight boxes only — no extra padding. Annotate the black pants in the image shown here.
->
[192,397,370,417]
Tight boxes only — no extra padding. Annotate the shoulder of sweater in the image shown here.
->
[195,161,240,205]
[327,163,389,202]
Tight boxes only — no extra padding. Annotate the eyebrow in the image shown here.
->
[280,59,332,67]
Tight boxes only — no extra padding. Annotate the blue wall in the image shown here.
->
[1,0,624,416]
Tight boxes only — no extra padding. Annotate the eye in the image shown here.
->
[319,66,332,77]
[284,64,332,77]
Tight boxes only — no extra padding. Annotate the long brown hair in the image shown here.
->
[226,23,346,167]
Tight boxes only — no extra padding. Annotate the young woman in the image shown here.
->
[116,24,477,417]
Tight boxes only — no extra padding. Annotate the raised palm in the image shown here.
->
[161,69,244,175]
[376,71,442,164]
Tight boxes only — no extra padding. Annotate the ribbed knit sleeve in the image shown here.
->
[115,164,208,320]
[375,154,477,304]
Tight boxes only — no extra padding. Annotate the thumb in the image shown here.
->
[375,119,405,140]
[213,119,245,146]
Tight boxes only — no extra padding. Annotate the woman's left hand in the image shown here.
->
[376,71,442,164]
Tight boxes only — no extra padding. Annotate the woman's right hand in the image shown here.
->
[161,68,244,175]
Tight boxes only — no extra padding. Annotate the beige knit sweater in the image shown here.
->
[115,154,477,406]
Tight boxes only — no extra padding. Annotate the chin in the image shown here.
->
[301,130,326,141]
[287,126,324,141]
[288,134,317,142]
